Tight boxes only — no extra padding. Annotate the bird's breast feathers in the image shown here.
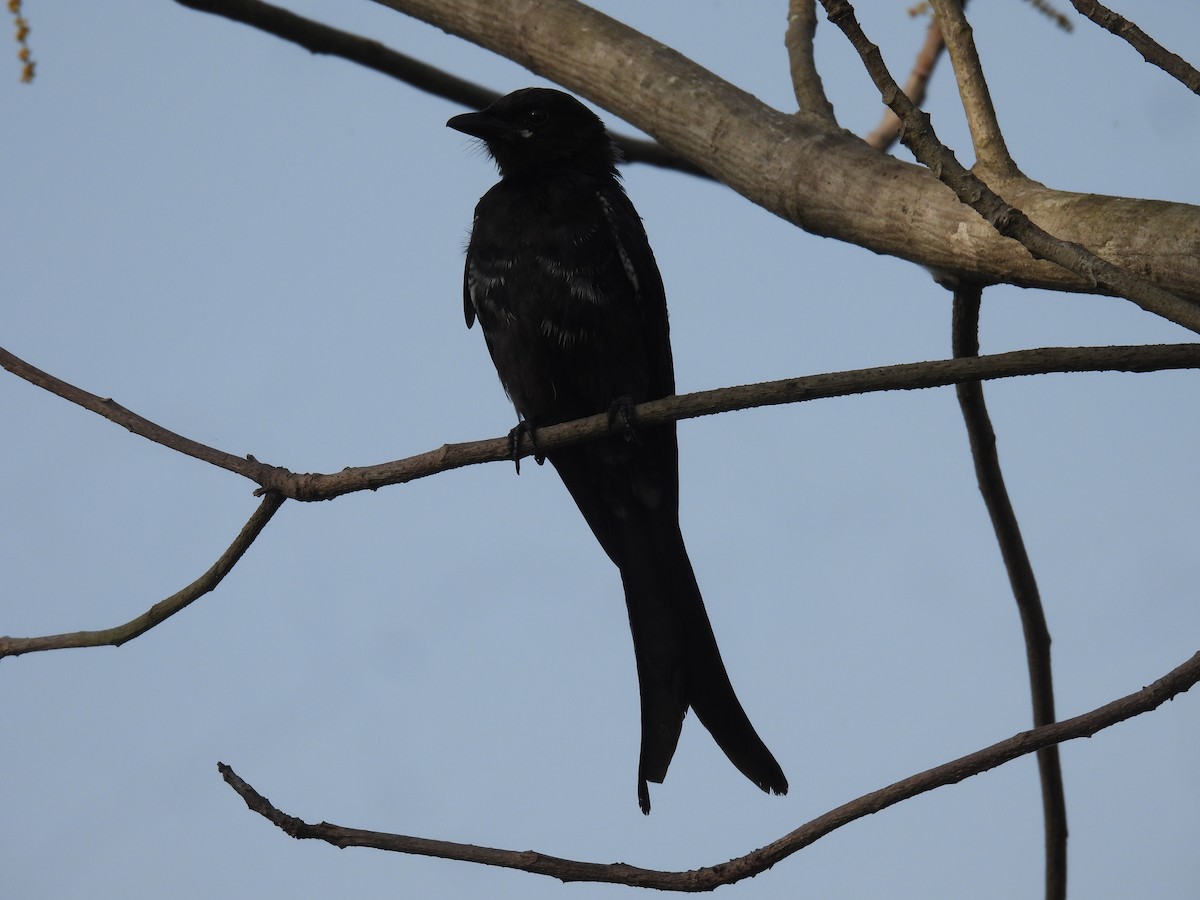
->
[465,184,644,347]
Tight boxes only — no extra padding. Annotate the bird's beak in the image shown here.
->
[447,111,507,140]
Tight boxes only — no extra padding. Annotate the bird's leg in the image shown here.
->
[607,395,642,446]
[507,419,544,474]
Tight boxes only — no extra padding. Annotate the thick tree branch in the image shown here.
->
[785,0,837,124]
[172,0,704,176]
[362,0,1200,305]
[1070,0,1200,95]
[819,0,1200,334]
[0,493,285,659]
[930,0,1015,174]
[220,649,1200,889]
[950,285,1066,900]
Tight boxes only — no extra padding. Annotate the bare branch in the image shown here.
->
[175,0,492,106]
[930,0,1015,174]
[175,0,1200,301]
[1023,0,1074,33]
[864,9,951,151]
[0,493,285,659]
[7,343,1200,506]
[950,285,1067,900]
[785,0,837,124]
[0,346,275,483]
[220,649,1200,889]
[818,0,1200,334]
[8,0,36,82]
[1069,0,1200,95]
[7,342,1194,658]
[296,344,1200,502]
[172,0,705,176]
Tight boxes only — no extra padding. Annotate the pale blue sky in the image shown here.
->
[4,3,1198,898]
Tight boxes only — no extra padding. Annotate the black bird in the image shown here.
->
[448,88,787,813]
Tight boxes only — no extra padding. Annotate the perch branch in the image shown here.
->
[8,342,1195,656]
[7,343,1200,505]
[1069,1,1200,95]
[220,649,1200,889]
[819,0,1200,334]
[0,492,285,659]
[950,285,1067,900]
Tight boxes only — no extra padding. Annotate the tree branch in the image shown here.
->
[950,285,1067,900]
[0,492,285,659]
[0,346,280,483]
[9,343,1193,657]
[785,0,838,124]
[220,649,1200,889]
[6,338,1194,658]
[864,6,953,152]
[7,343,1200,507]
[930,0,1015,174]
[1069,0,1200,95]
[819,0,1200,334]
[345,0,1200,303]
[171,0,705,176]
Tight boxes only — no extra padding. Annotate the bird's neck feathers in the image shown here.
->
[492,137,622,182]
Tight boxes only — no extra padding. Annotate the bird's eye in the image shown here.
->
[526,107,548,126]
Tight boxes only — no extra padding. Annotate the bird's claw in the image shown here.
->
[608,396,641,446]
[508,420,544,474]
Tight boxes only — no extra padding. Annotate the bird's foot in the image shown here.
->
[507,420,544,474]
[607,396,642,446]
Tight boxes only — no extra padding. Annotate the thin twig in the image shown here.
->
[172,0,706,176]
[785,0,838,124]
[221,649,1200,889]
[930,0,1015,174]
[0,346,280,482]
[1023,0,1074,33]
[9,0,36,82]
[1069,0,1200,95]
[7,343,1200,505]
[819,0,1200,334]
[0,492,286,658]
[864,3,958,151]
[951,285,1067,900]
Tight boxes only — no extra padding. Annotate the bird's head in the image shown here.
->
[447,88,619,178]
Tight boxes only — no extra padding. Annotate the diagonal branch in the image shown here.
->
[220,649,1200,889]
[930,0,1015,174]
[176,0,494,105]
[172,0,705,176]
[180,0,1200,300]
[785,0,838,124]
[1069,0,1200,95]
[951,285,1067,900]
[864,6,954,151]
[0,346,275,483]
[819,0,1200,334]
[0,492,285,659]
